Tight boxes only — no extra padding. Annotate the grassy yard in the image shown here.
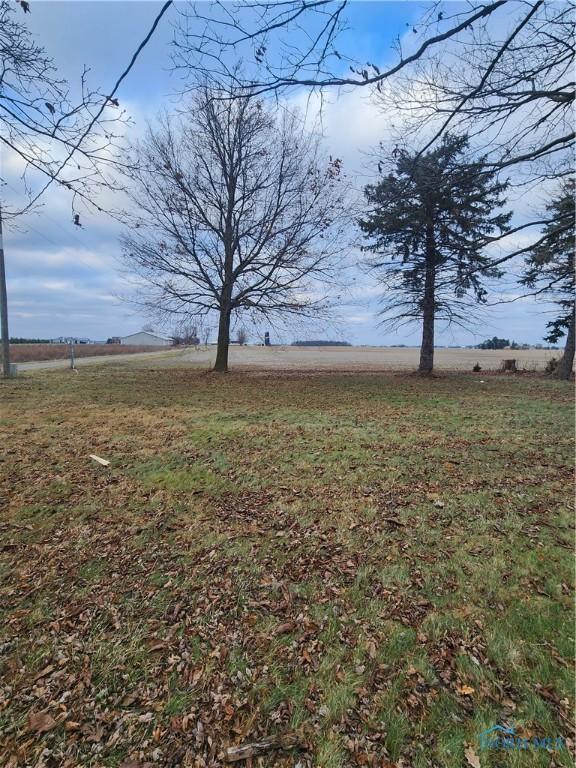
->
[0,367,573,768]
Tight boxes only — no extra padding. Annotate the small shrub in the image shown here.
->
[472,362,482,372]
[544,357,558,374]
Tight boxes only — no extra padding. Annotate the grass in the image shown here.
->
[9,343,173,363]
[0,366,573,767]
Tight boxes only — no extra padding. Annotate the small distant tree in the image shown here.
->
[359,134,510,374]
[236,327,248,346]
[181,324,199,345]
[122,85,348,372]
[477,337,510,350]
[172,323,200,345]
[521,180,575,380]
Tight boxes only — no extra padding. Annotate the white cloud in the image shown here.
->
[15,247,114,271]
[344,313,375,324]
[285,86,393,179]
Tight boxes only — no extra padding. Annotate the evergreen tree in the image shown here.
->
[359,134,510,373]
[521,180,575,380]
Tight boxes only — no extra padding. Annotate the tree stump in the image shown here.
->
[501,358,517,372]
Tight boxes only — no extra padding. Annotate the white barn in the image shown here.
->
[120,331,173,346]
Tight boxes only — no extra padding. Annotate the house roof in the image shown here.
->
[121,331,172,341]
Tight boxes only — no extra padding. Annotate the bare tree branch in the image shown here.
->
[121,85,350,371]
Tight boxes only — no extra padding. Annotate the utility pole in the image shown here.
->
[0,203,11,377]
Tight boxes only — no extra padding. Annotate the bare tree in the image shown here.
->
[172,0,574,346]
[181,323,199,345]
[385,1,574,181]
[0,0,130,219]
[0,0,173,376]
[200,323,211,348]
[173,2,507,96]
[174,1,573,188]
[121,86,349,372]
[236,326,248,345]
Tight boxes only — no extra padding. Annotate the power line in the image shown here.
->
[2,180,91,250]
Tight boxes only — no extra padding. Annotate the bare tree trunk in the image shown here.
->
[214,305,231,372]
[419,223,436,374]
[554,304,575,380]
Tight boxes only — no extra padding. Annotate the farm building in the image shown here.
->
[120,331,173,346]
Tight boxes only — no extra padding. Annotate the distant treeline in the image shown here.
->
[474,337,560,350]
[292,340,352,347]
[476,337,510,350]
[9,337,51,344]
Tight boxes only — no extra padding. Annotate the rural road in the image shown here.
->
[15,348,188,372]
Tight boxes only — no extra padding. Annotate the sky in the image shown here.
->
[2,0,561,346]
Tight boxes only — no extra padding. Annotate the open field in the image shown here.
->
[215,346,559,372]
[9,344,173,364]
[12,345,562,373]
[0,367,573,767]
[139,345,561,373]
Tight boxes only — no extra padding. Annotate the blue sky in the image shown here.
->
[3,1,558,345]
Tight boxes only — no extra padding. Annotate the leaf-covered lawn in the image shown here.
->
[0,368,573,767]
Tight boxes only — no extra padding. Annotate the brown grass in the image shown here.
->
[0,367,573,767]
[9,343,170,363]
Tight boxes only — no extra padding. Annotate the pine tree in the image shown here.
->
[521,180,575,380]
[359,134,511,373]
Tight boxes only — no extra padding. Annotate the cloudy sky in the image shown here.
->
[3,1,559,345]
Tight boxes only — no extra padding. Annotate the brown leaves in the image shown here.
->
[2,369,573,768]
[365,639,377,659]
[464,745,481,768]
[224,732,304,762]
[33,664,54,681]
[28,711,57,733]
[273,621,296,636]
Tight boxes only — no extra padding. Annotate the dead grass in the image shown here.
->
[9,344,171,363]
[0,367,573,767]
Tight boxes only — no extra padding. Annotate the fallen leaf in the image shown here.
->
[28,711,57,733]
[464,745,480,768]
[146,642,165,653]
[33,664,54,681]
[457,684,475,696]
[273,621,296,636]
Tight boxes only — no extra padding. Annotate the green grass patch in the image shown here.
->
[0,367,572,767]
